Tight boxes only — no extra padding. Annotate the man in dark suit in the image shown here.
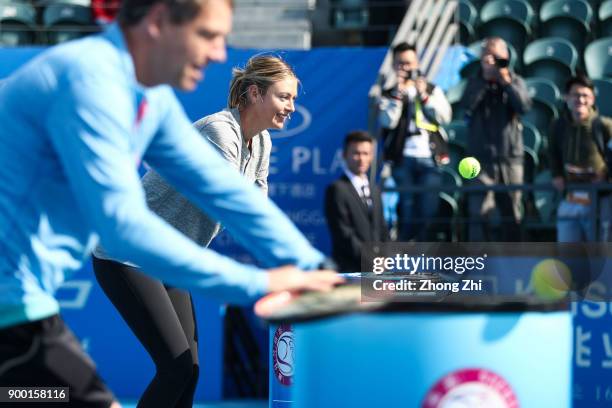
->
[325,131,389,272]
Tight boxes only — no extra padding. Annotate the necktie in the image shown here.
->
[361,185,373,210]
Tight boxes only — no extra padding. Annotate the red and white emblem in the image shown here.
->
[423,368,519,408]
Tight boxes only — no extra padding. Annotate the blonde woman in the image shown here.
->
[92,55,304,407]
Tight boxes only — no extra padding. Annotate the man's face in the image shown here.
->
[393,49,419,77]
[344,141,373,177]
[481,41,509,80]
[566,84,595,122]
[156,0,232,91]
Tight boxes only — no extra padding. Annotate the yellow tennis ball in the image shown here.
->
[531,259,572,301]
[458,157,481,179]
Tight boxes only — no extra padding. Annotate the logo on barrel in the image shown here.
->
[272,324,294,386]
[423,368,518,408]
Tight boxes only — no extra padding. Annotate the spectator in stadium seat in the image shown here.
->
[549,74,612,242]
[379,41,452,242]
[459,37,531,242]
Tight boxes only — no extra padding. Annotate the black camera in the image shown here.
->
[399,69,421,80]
[406,69,421,80]
[494,57,510,68]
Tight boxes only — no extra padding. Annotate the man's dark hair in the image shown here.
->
[118,0,233,26]
[343,130,373,154]
[565,73,594,93]
[391,42,417,58]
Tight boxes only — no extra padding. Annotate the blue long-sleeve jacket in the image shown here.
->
[0,24,324,328]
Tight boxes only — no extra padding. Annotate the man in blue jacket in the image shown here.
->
[0,0,341,405]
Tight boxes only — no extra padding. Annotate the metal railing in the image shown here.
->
[382,181,612,242]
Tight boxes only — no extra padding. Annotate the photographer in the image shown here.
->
[549,74,612,242]
[459,37,531,242]
[379,42,452,241]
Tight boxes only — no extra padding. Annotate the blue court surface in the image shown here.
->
[121,400,266,408]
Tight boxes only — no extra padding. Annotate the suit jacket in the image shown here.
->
[324,175,389,272]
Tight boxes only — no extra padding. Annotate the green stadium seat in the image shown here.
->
[38,0,92,6]
[540,0,593,52]
[469,0,488,10]
[528,0,546,12]
[447,142,466,169]
[593,78,612,116]
[332,0,368,29]
[523,145,540,183]
[478,0,534,52]
[459,0,478,43]
[525,77,562,108]
[446,80,467,120]
[523,37,578,90]
[440,165,463,199]
[584,37,612,79]
[583,0,600,13]
[522,122,543,154]
[533,170,559,223]
[43,3,94,44]
[443,120,468,149]
[522,169,559,239]
[0,3,35,46]
[599,0,612,37]
[447,79,467,105]
[523,78,560,135]
[436,166,463,241]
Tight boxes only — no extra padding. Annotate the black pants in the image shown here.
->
[0,314,116,407]
[92,257,199,408]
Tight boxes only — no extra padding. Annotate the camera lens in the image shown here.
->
[408,69,420,80]
[494,57,509,68]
